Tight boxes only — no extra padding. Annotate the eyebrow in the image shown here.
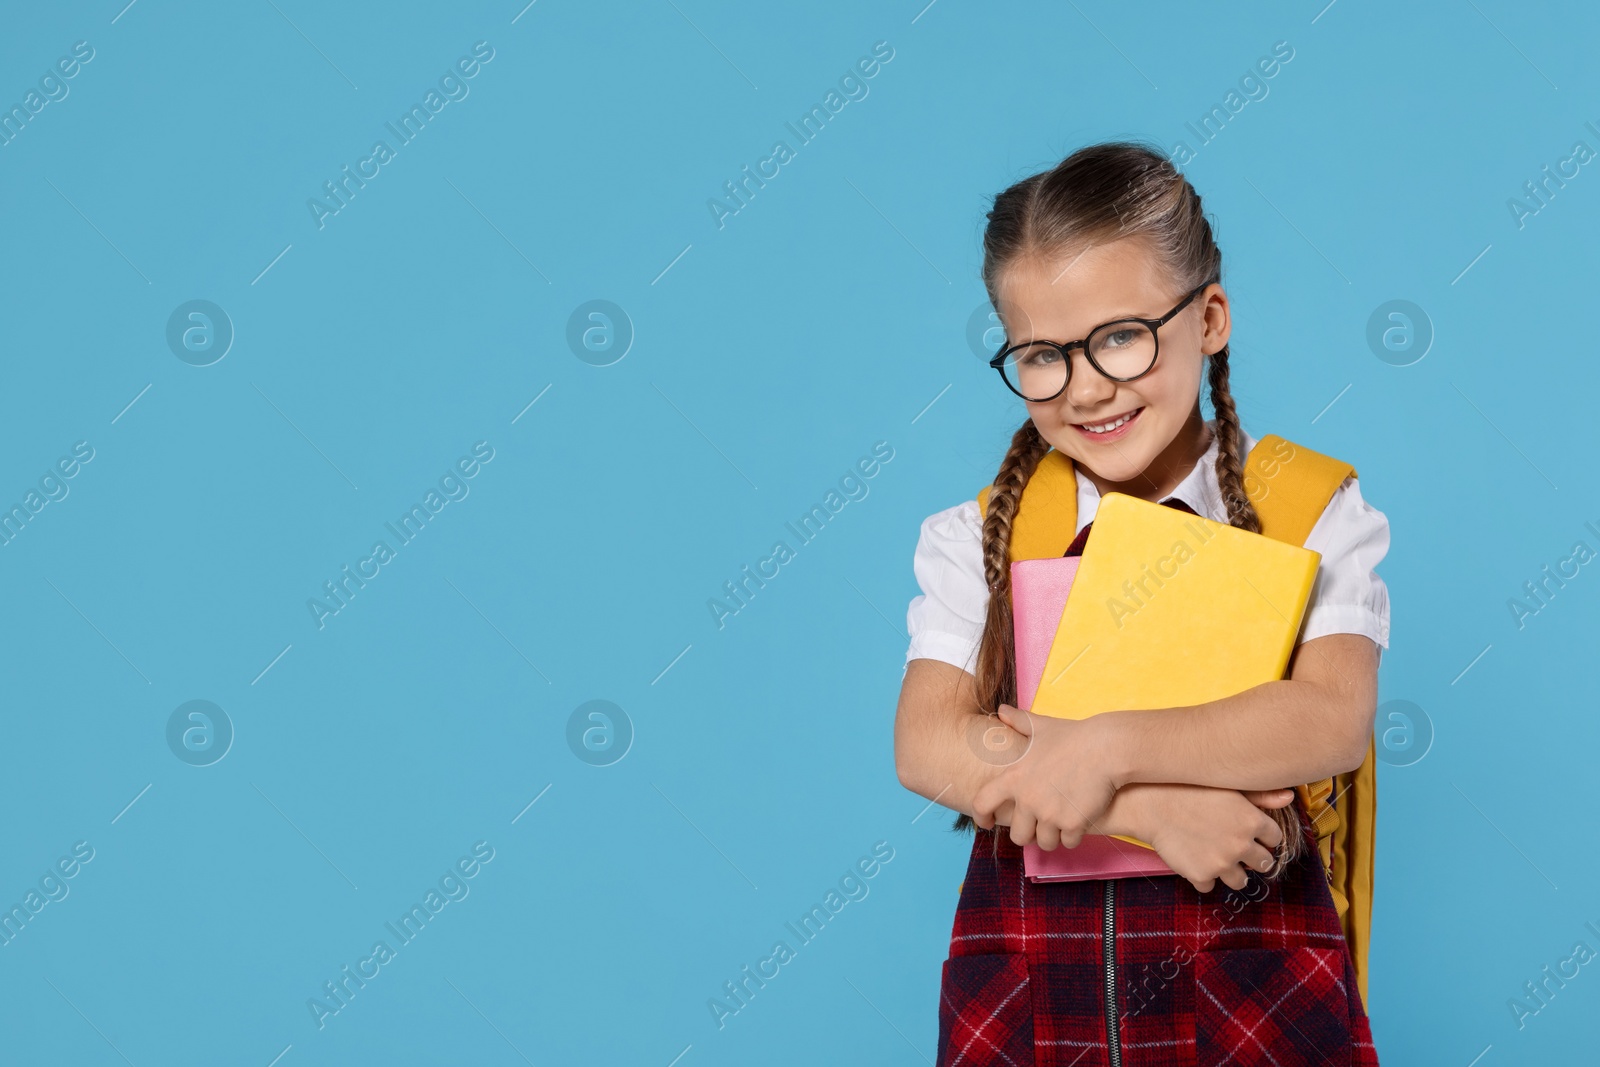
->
[1008,305,1154,345]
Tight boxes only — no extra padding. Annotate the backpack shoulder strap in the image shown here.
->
[976,449,1079,562]
[1244,433,1357,545]
[1246,434,1376,1013]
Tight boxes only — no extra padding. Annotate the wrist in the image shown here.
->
[1101,782,1158,841]
[960,712,1027,810]
[1087,711,1139,790]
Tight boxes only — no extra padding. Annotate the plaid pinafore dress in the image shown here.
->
[934,500,1380,1067]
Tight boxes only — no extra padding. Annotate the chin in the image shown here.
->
[1085,454,1147,484]
[1055,433,1151,482]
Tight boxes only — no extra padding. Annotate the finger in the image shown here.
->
[1221,865,1250,892]
[970,782,999,828]
[1254,814,1284,850]
[1190,876,1215,894]
[1008,808,1037,848]
[1242,788,1294,809]
[1035,820,1061,852]
[1241,843,1275,874]
[994,799,1016,828]
[997,704,1032,736]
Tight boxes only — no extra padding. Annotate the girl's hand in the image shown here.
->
[1137,783,1293,894]
[969,704,1118,850]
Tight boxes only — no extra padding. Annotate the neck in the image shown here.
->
[1082,406,1212,503]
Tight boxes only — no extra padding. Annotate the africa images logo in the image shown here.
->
[307,841,495,1030]
[708,441,894,629]
[707,841,894,1030]
[307,442,495,630]
[707,41,895,230]
[306,42,496,230]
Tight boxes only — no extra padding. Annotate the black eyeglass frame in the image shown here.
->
[987,277,1220,402]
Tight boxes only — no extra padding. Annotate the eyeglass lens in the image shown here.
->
[999,321,1157,400]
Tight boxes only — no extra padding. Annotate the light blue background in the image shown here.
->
[0,0,1593,1063]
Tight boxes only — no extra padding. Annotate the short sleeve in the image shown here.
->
[905,500,989,674]
[1297,476,1392,663]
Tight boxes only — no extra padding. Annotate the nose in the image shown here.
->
[1063,347,1116,411]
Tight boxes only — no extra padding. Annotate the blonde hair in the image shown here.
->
[957,140,1305,879]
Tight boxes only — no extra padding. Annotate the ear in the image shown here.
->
[1199,284,1232,355]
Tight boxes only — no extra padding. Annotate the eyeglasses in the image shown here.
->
[987,278,1218,402]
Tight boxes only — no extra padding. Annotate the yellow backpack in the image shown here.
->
[975,433,1378,1011]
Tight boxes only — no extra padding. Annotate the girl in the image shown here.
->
[894,142,1390,1066]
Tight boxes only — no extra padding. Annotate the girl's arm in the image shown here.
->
[970,633,1378,842]
[896,657,1293,892]
[1091,632,1380,792]
[894,657,1013,819]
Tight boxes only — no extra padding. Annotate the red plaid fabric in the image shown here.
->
[936,802,1378,1066]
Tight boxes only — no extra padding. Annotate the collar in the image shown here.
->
[1072,418,1258,536]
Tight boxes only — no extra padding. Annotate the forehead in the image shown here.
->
[995,235,1173,343]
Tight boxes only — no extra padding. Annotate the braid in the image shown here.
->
[1208,345,1261,534]
[1209,344,1307,879]
[979,420,1050,594]
[952,419,1052,844]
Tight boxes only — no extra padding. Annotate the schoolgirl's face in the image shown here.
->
[994,236,1231,499]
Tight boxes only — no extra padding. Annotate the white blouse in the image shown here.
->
[905,421,1392,674]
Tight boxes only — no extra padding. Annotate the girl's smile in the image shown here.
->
[1071,405,1144,440]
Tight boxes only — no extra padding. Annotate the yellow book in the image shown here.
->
[1032,492,1322,847]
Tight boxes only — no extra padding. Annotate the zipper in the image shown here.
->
[1103,879,1123,1067]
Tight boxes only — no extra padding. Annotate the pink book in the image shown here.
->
[1011,556,1176,882]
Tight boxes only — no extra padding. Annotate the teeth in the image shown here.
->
[1081,409,1138,434]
